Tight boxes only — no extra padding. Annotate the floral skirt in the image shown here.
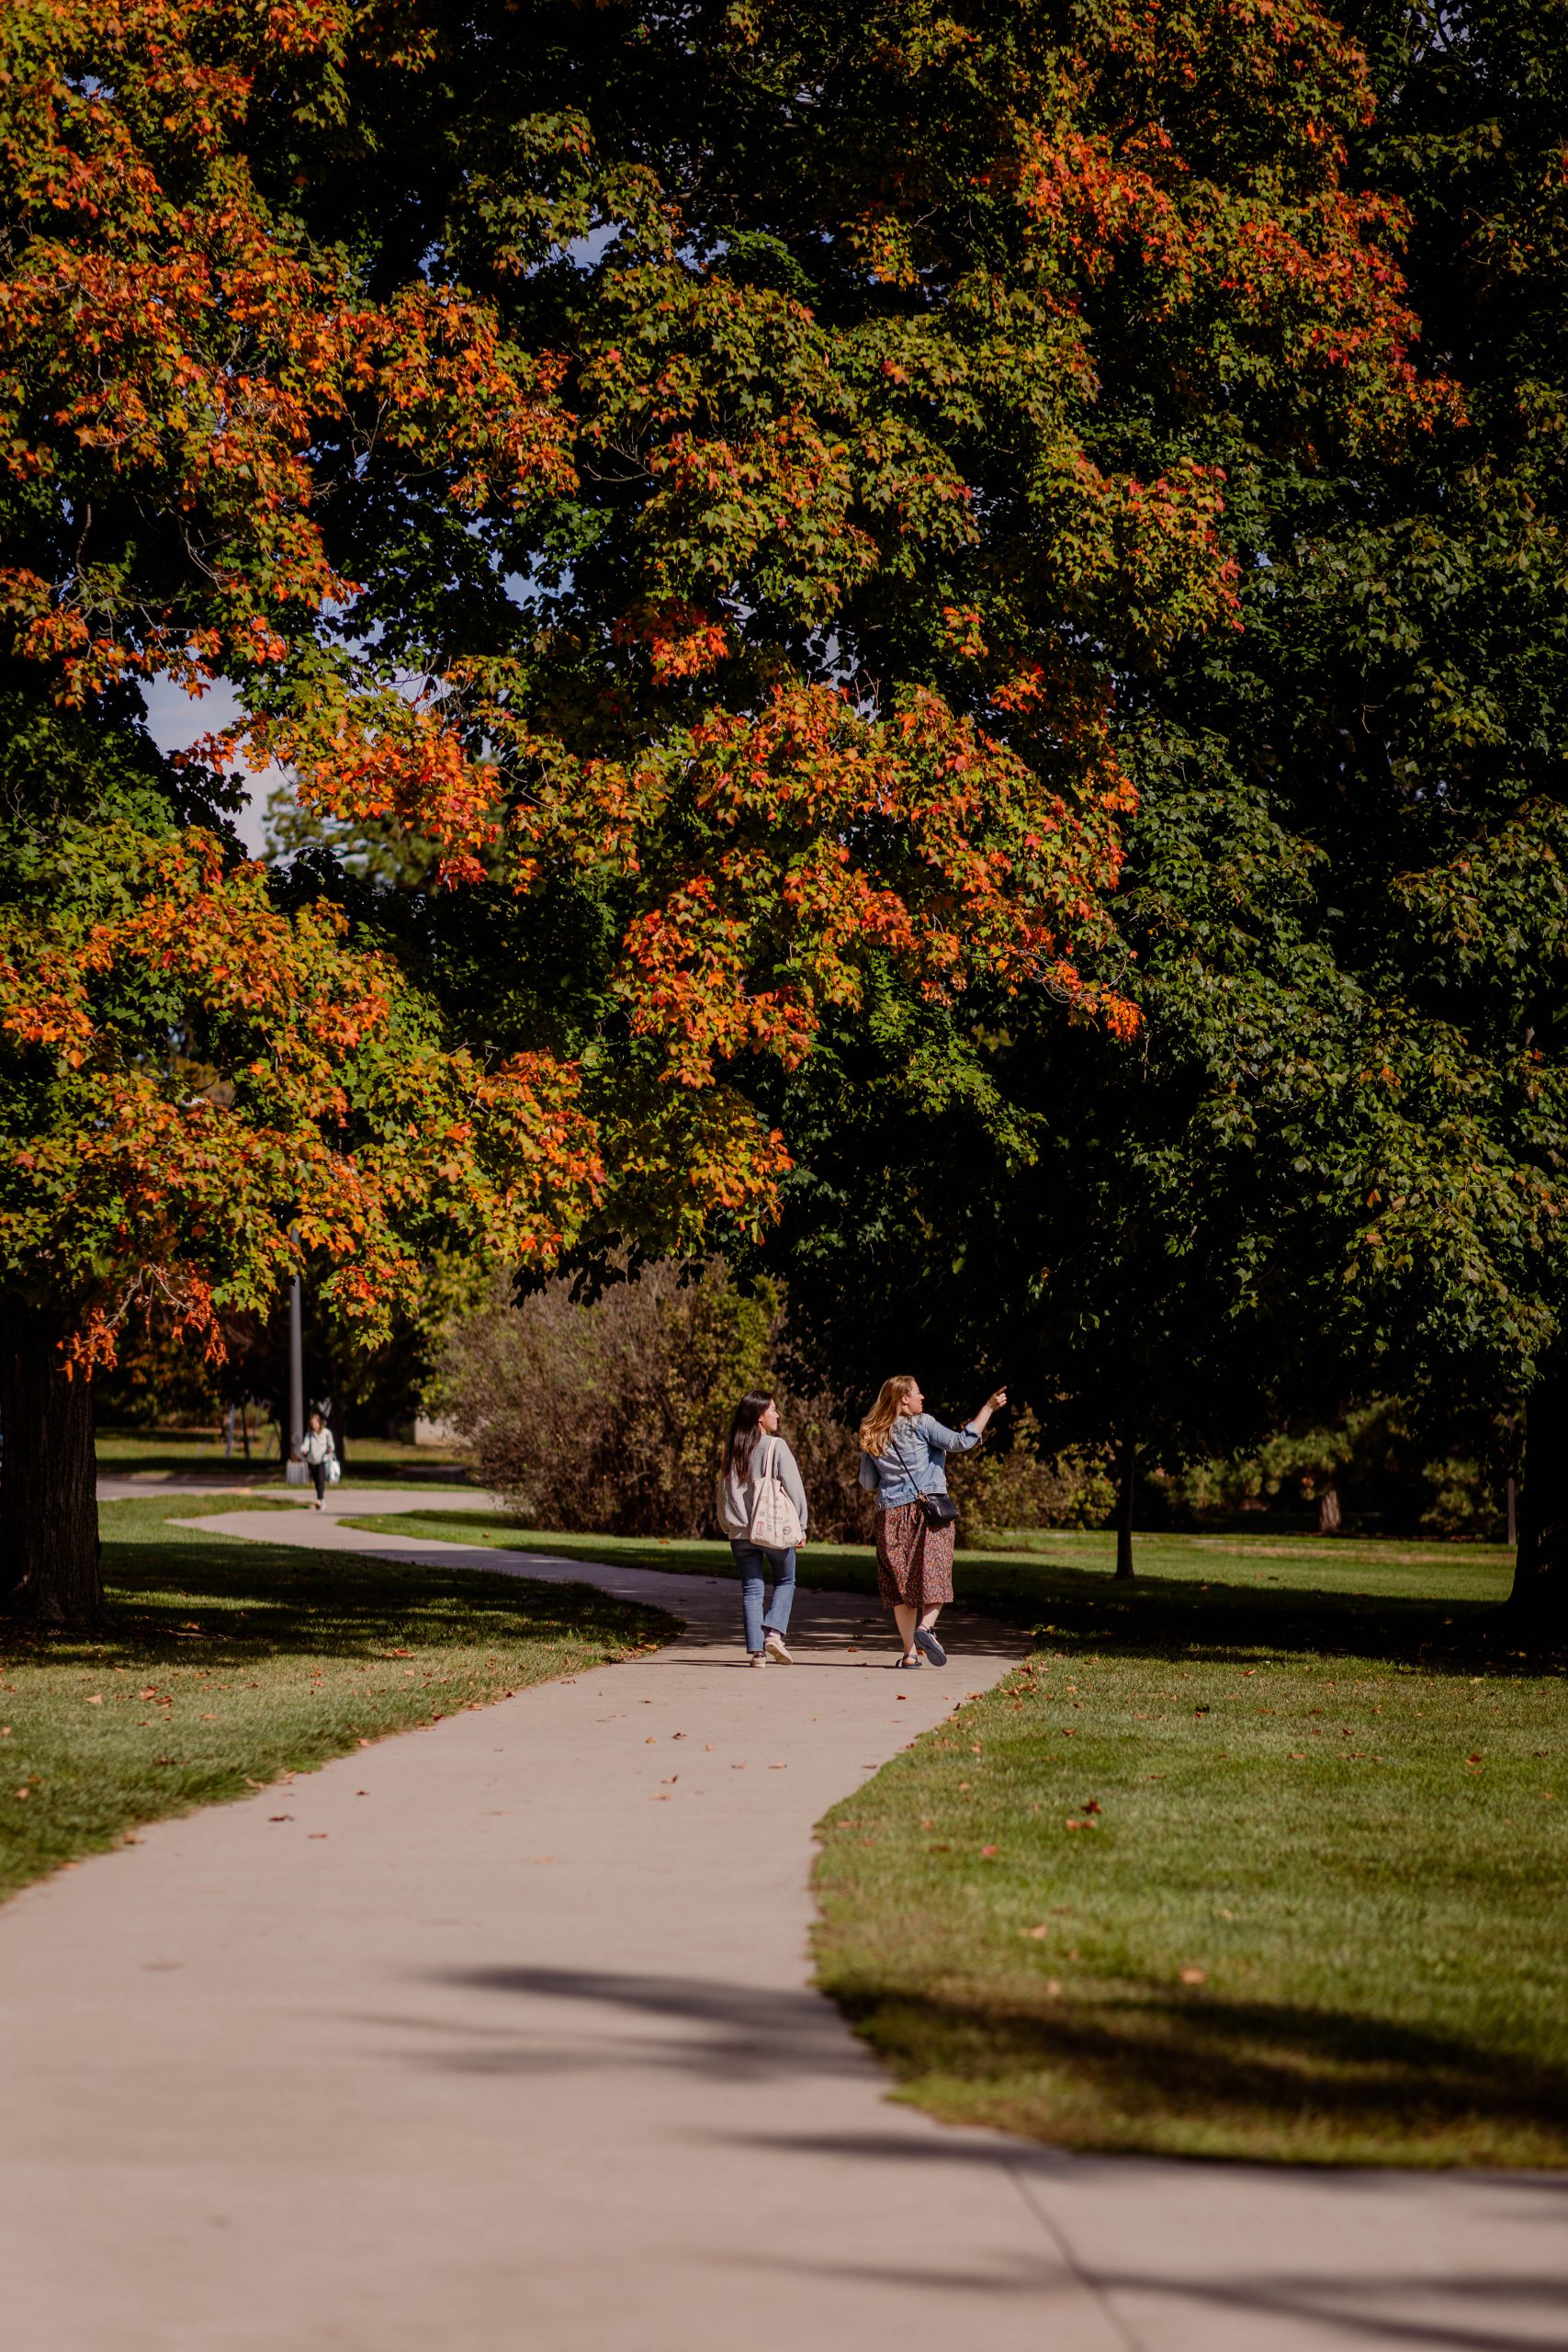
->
[874,1499,954,1611]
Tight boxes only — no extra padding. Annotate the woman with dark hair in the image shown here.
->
[858,1375,1006,1668]
[716,1391,809,1667]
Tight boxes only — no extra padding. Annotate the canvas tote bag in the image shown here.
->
[746,1434,804,1549]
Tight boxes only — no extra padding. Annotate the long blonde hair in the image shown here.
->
[858,1374,918,1457]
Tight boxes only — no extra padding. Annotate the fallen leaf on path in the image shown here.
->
[269,1815,293,1822]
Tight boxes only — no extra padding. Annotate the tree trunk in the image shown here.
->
[1508,1363,1568,1634]
[1114,1431,1136,1582]
[1316,1478,1343,1536]
[0,1306,104,1633]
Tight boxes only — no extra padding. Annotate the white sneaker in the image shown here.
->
[764,1631,794,1665]
[749,1653,768,1668]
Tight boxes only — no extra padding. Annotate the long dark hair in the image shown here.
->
[727,1391,774,1478]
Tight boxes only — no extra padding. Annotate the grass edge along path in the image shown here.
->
[0,1500,677,1904]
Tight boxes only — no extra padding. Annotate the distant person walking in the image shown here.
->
[858,1377,1006,1668]
[299,1411,337,1510]
[716,1392,808,1667]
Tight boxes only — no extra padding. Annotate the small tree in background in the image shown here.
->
[440,1262,869,1539]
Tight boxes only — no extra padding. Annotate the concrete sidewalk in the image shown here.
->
[2,1509,1562,2351]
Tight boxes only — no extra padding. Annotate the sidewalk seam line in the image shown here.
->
[1007,2162,1147,2352]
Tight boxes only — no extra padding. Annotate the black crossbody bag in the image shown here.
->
[919,1488,959,1530]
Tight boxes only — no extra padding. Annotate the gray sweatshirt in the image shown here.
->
[716,1434,809,1543]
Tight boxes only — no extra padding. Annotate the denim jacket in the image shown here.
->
[858,1413,979,1510]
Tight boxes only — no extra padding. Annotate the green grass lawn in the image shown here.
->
[353,1509,1565,2167]
[0,1499,674,1903]
[813,1587,1567,2169]
[96,1426,476,1488]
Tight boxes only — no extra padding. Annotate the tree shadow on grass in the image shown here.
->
[6,1535,676,1668]
[833,1974,1568,2165]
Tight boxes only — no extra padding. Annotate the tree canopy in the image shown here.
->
[0,0,1490,1627]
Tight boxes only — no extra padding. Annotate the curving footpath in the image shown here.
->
[2,1497,1562,2352]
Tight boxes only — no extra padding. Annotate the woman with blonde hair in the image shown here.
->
[857,1375,1006,1667]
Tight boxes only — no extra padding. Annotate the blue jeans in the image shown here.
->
[729,1541,796,1653]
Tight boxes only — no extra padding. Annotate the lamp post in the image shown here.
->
[288,1272,304,1459]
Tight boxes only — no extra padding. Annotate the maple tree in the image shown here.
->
[2,0,1439,1627]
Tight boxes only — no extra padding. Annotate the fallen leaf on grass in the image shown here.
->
[1045,1978,1063,1998]
[1466,1752,1483,1765]
[1022,1924,1050,1939]
[1081,1798,1102,1816]
[85,1694,103,1705]
[980,1845,999,1860]
[1179,1967,1208,1985]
